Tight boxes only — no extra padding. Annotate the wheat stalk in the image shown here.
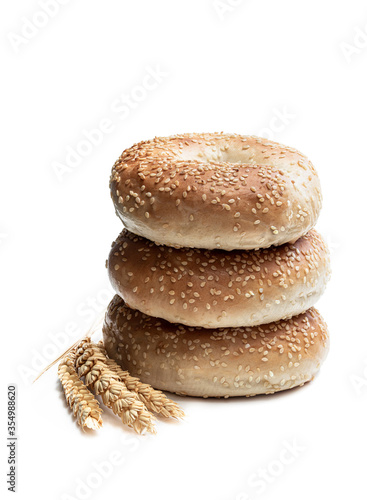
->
[34,312,105,383]
[75,339,156,434]
[97,342,184,419]
[58,351,103,431]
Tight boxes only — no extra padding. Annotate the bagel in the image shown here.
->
[103,296,329,398]
[108,229,330,328]
[110,133,322,250]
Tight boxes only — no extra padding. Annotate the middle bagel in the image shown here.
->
[108,229,330,329]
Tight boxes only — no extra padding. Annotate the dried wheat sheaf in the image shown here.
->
[74,338,156,434]
[58,352,103,431]
[58,336,184,434]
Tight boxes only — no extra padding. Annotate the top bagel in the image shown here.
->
[110,133,322,250]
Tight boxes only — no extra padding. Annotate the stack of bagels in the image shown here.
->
[103,133,331,398]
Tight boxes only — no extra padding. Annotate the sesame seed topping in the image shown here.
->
[110,133,322,251]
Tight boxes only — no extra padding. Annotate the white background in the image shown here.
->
[1,1,367,499]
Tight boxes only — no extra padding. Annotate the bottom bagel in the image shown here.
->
[103,295,329,398]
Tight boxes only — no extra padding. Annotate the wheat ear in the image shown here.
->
[58,351,103,431]
[75,339,156,434]
[97,342,184,419]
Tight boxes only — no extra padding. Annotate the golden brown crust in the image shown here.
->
[110,133,322,250]
[108,229,331,328]
[103,297,329,398]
